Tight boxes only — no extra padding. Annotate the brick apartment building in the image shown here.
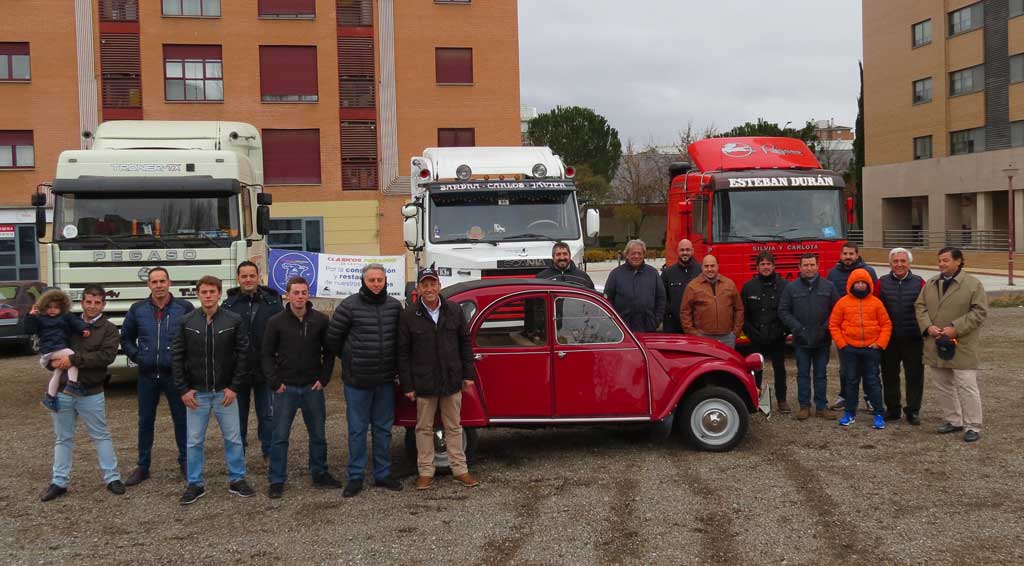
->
[862,0,1024,252]
[0,0,521,280]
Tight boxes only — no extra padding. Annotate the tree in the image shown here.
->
[527,106,622,181]
[613,140,662,206]
[676,120,719,163]
[716,118,821,153]
[572,164,612,206]
[851,61,865,229]
[614,204,645,240]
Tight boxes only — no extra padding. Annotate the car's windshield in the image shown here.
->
[53,192,240,249]
[713,188,845,242]
[428,190,580,243]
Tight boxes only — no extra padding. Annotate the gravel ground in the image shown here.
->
[1,308,1023,565]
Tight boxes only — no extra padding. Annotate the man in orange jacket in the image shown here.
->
[828,268,892,429]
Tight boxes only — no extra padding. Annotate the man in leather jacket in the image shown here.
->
[741,251,790,412]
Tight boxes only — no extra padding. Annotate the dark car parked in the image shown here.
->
[0,281,45,355]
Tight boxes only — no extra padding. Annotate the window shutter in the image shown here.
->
[263,129,321,184]
[100,0,139,22]
[164,44,222,60]
[341,121,377,190]
[438,128,475,147]
[100,33,142,108]
[0,43,29,56]
[337,0,372,26]
[259,0,315,17]
[338,36,374,108]
[0,131,33,146]
[259,46,318,98]
[435,48,472,84]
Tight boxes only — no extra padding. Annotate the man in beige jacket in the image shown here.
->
[915,247,988,442]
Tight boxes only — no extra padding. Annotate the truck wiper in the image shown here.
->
[162,233,225,246]
[750,228,800,241]
[433,238,498,246]
[501,233,558,241]
[720,233,762,243]
[56,235,123,249]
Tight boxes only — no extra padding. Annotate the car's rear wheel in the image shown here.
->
[21,334,39,356]
[679,386,748,452]
[404,426,479,468]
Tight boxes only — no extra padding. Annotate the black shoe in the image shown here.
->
[905,411,921,426]
[268,482,284,499]
[40,484,67,502]
[374,476,404,492]
[312,472,343,489]
[342,479,364,498]
[937,422,965,434]
[106,480,126,495]
[228,479,256,498]
[964,430,981,443]
[180,484,205,505]
[124,467,150,487]
[884,411,902,422]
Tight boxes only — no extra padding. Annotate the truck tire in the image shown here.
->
[403,426,479,467]
[679,386,749,452]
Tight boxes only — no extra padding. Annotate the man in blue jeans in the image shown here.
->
[41,285,124,501]
[262,276,340,498]
[778,254,840,421]
[327,263,404,497]
[172,275,253,505]
[121,266,194,486]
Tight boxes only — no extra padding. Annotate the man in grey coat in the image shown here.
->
[604,239,666,332]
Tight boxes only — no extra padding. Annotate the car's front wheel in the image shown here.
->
[679,386,749,452]
[404,426,479,468]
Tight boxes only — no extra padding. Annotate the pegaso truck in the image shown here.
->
[30,120,272,374]
[400,146,600,294]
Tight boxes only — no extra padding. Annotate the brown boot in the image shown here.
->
[452,473,480,488]
[817,408,838,420]
[415,476,434,491]
[796,406,810,420]
[777,400,792,414]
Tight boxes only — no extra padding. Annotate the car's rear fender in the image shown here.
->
[393,381,490,428]
[653,360,758,420]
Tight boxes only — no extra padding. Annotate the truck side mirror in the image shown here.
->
[401,203,419,219]
[256,205,271,236]
[585,209,600,239]
[403,217,422,250]
[31,193,46,207]
[257,192,272,206]
[36,207,47,239]
[679,201,693,215]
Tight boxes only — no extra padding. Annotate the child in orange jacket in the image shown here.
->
[828,268,892,429]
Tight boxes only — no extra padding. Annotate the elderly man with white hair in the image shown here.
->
[876,247,926,425]
[604,239,666,332]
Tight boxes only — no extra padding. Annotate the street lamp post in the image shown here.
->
[1004,166,1019,286]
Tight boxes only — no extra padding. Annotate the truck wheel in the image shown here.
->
[403,426,479,466]
[679,386,748,452]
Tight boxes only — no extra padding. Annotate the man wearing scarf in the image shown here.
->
[327,263,405,496]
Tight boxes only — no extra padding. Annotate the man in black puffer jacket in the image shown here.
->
[741,251,790,412]
[535,241,594,288]
[263,276,339,499]
[327,263,404,497]
[876,248,926,424]
[171,275,253,505]
[222,261,283,464]
[399,267,479,491]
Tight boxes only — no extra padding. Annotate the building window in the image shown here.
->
[950,127,985,155]
[340,121,378,190]
[162,0,220,17]
[950,65,984,96]
[913,136,933,160]
[268,217,323,252]
[1012,0,1023,18]
[100,0,139,21]
[912,19,931,47]
[337,0,372,26]
[438,128,475,147]
[1012,121,1024,148]
[0,43,30,82]
[1012,54,1024,84]
[259,46,318,102]
[912,77,932,104]
[0,225,39,280]
[0,131,34,169]
[163,45,223,101]
[263,129,321,184]
[259,0,315,18]
[948,2,983,36]
[435,48,473,84]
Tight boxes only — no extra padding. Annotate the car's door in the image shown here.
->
[552,294,648,417]
[472,293,553,418]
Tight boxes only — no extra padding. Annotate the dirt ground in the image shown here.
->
[1,308,1023,566]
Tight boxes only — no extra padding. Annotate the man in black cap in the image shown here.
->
[398,266,479,491]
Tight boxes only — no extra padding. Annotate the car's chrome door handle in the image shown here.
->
[557,351,567,358]
[473,354,483,361]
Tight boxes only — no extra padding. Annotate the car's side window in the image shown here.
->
[474,296,547,348]
[458,300,477,325]
[555,297,624,345]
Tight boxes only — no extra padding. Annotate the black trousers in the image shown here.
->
[880,336,924,414]
[751,338,787,401]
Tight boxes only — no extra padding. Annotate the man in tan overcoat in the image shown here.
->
[915,247,989,442]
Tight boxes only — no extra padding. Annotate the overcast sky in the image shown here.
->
[518,1,863,146]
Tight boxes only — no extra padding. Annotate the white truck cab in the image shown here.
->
[401,146,599,293]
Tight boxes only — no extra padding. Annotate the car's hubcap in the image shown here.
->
[691,398,739,446]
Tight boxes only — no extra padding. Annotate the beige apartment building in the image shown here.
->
[863,0,1024,252]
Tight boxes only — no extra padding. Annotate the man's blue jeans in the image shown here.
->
[237,382,272,458]
[185,390,246,486]
[344,383,395,481]
[268,385,328,485]
[137,373,187,470]
[840,347,885,417]
[794,345,831,410]
[51,392,120,488]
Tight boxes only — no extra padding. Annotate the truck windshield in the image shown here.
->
[713,189,845,242]
[53,192,240,249]
[428,190,581,243]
